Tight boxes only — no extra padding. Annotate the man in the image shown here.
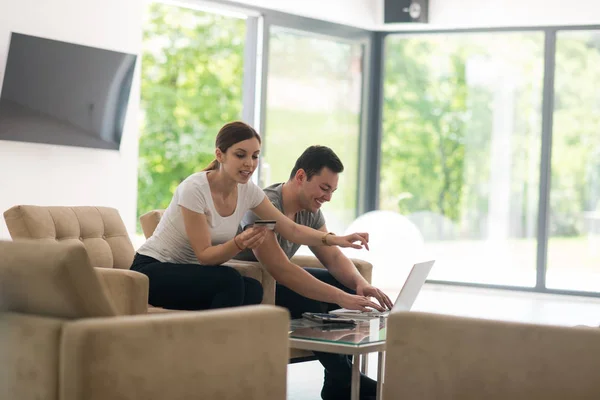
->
[238,145,392,400]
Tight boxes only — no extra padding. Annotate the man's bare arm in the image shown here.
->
[252,231,383,311]
[310,224,394,310]
[309,225,369,290]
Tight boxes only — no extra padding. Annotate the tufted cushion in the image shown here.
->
[0,240,117,318]
[3,205,135,269]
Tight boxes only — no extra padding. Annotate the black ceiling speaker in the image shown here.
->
[384,0,429,23]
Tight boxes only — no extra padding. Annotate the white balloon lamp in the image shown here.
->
[343,210,426,290]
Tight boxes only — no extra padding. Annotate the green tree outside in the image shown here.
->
[381,33,544,240]
[137,3,246,231]
[551,31,600,237]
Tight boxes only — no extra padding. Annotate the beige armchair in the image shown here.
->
[0,240,289,400]
[3,205,274,310]
[4,205,148,315]
[384,311,600,399]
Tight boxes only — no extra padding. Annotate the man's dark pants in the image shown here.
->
[275,268,359,386]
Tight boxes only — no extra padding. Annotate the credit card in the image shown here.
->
[254,220,276,230]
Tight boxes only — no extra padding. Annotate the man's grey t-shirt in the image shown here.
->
[236,183,325,261]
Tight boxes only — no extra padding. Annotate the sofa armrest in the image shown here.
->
[95,268,149,315]
[60,305,289,400]
[225,260,276,305]
[290,255,373,284]
[0,313,64,400]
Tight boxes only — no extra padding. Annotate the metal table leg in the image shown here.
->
[376,351,385,400]
[351,354,361,400]
[360,352,368,374]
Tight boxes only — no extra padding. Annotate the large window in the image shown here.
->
[547,30,600,291]
[138,3,247,231]
[381,33,544,286]
[260,27,364,234]
[136,3,600,297]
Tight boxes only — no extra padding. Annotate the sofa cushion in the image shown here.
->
[0,240,117,318]
[4,205,135,269]
[60,306,289,400]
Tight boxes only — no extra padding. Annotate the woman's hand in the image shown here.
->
[235,227,268,250]
[328,232,369,250]
[337,292,384,312]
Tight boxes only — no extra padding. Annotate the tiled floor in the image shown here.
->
[287,283,600,400]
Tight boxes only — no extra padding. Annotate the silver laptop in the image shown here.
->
[330,260,435,319]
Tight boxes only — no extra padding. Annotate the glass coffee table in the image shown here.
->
[289,317,388,400]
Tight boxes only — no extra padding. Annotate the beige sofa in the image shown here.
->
[4,205,150,315]
[0,240,289,400]
[3,205,274,310]
[384,311,600,399]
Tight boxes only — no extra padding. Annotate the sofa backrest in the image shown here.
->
[139,209,165,239]
[0,240,117,318]
[4,205,134,269]
[384,311,600,399]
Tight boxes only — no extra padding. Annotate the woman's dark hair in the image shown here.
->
[202,121,261,171]
[289,145,344,180]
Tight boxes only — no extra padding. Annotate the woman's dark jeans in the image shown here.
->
[131,253,263,310]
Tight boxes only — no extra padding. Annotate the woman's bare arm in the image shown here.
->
[181,206,242,265]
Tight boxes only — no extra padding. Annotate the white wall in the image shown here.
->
[0,0,144,239]
[380,0,600,30]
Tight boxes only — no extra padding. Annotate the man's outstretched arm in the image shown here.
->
[309,224,393,310]
[252,231,384,311]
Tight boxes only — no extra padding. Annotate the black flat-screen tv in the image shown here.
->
[0,32,137,150]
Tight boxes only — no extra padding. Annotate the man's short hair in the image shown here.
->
[289,145,344,181]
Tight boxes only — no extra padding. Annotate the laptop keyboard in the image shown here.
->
[330,309,390,319]
[355,310,390,318]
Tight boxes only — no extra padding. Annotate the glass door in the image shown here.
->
[260,26,364,235]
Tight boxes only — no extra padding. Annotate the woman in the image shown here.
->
[132,121,383,312]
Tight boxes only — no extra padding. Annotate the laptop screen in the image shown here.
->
[392,260,435,312]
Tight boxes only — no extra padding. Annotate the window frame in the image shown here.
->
[149,0,600,298]
[377,25,600,297]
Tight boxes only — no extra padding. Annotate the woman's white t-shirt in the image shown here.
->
[137,171,265,265]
